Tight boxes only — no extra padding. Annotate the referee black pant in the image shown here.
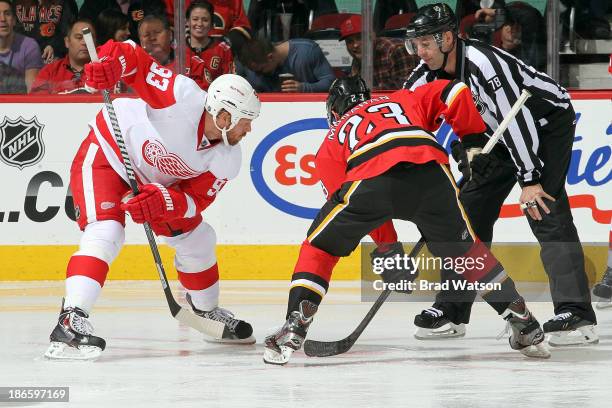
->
[435,106,596,324]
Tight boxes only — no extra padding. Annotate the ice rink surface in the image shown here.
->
[1,280,611,408]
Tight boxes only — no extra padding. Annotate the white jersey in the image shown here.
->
[87,40,241,188]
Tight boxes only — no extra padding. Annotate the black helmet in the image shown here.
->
[405,3,457,40]
[326,77,370,126]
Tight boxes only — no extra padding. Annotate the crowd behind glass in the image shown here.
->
[0,0,609,95]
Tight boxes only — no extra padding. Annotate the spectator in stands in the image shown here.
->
[561,0,611,40]
[339,14,419,90]
[0,0,43,93]
[13,0,78,63]
[95,9,131,45]
[138,14,173,67]
[248,0,337,41]
[185,1,234,90]
[30,19,95,94]
[79,0,166,44]
[137,12,216,90]
[456,0,499,20]
[498,13,521,51]
[466,3,546,71]
[164,0,251,56]
[373,0,417,34]
[237,37,335,92]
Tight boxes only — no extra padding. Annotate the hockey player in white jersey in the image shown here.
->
[45,39,260,360]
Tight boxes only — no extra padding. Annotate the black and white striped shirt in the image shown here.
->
[403,38,572,186]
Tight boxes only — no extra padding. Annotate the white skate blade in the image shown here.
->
[263,345,294,365]
[548,325,599,347]
[596,299,612,310]
[519,342,551,359]
[204,335,256,345]
[44,342,102,361]
[414,323,466,340]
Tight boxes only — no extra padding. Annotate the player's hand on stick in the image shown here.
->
[370,242,417,294]
[469,152,497,184]
[121,183,186,223]
[450,140,471,181]
[519,184,555,221]
[84,56,123,90]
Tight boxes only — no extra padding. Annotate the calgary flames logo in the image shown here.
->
[141,140,198,179]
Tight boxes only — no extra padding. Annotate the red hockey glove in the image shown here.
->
[121,183,188,224]
[84,56,123,90]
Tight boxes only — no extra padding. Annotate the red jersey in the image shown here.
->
[163,0,250,37]
[186,39,234,90]
[316,80,485,246]
[316,79,486,198]
[30,56,88,94]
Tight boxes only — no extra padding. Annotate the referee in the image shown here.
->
[403,3,597,345]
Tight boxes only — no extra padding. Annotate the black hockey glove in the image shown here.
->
[450,140,470,181]
[370,242,418,294]
[470,153,497,184]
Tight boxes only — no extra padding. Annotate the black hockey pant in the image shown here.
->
[307,162,478,259]
[288,161,521,317]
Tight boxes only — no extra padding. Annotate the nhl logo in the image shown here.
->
[471,90,486,115]
[0,116,45,170]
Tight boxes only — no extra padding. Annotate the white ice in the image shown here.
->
[1,281,610,408]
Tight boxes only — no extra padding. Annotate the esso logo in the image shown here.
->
[251,118,329,219]
[274,145,317,187]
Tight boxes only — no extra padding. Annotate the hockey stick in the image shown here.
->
[483,89,532,153]
[304,239,426,357]
[82,28,226,338]
[303,89,532,358]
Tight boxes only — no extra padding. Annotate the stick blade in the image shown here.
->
[303,337,354,357]
[174,307,226,338]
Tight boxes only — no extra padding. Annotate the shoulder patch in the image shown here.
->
[487,75,503,91]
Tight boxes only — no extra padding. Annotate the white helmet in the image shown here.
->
[205,74,261,145]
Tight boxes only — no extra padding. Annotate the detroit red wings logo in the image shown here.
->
[141,140,198,178]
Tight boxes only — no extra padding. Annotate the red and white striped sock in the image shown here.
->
[64,255,109,314]
[178,263,220,312]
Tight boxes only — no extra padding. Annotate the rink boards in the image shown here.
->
[0,93,610,281]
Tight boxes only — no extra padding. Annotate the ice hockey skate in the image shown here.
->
[263,300,318,365]
[414,307,466,340]
[596,298,612,310]
[593,266,612,309]
[543,312,598,347]
[44,304,106,360]
[186,294,255,344]
[497,298,550,358]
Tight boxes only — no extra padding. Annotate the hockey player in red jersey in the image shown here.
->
[45,39,260,360]
[263,77,550,365]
